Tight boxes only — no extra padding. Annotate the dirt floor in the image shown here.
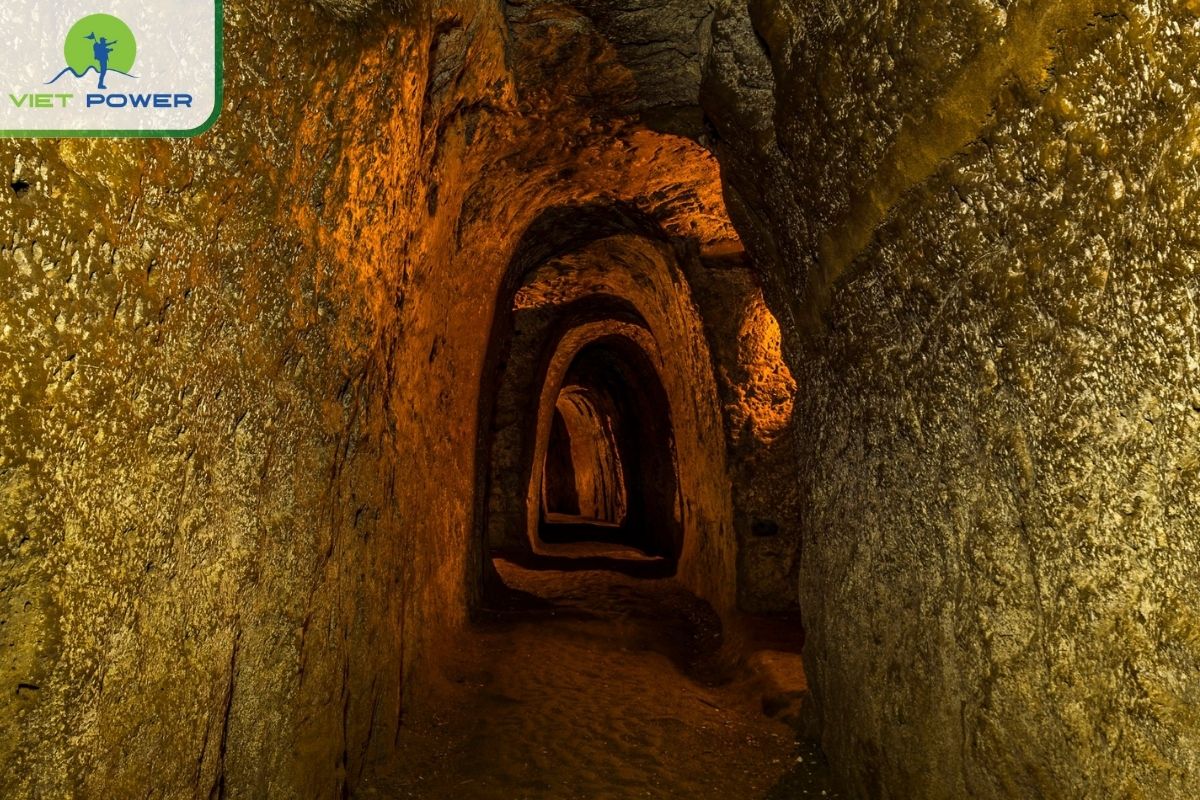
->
[358,551,840,799]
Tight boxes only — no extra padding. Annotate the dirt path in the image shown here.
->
[358,558,839,799]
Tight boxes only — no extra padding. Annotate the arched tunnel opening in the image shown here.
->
[5,1,1195,799]
[439,177,812,794]
[537,338,682,560]
[541,401,593,522]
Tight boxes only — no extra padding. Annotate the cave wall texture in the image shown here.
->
[2,0,1198,797]
[705,0,1200,797]
[1,5,434,795]
[0,0,796,796]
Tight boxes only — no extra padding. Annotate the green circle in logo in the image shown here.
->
[64,14,137,75]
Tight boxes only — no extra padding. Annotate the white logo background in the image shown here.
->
[0,0,219,135]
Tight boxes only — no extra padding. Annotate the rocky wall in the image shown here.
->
[1,0,805,796]
[0,2,451,795]
[705,0,1200,796]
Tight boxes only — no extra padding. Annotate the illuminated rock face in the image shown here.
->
[0,1,797,797]
[2,0,1195,798]
[705,0,1200,797]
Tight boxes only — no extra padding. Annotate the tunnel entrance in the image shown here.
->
[542,403,590,520]
[541,390,627,524]
[537,337,682,560]
[467,196,803,627]
[470,204,724,591]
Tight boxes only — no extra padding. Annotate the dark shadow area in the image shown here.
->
[737,611,806,656]
[491,546,676,579]
[483,559,726,683]
[762,739,843,799]
[542,408,582,516]
[536,336,682,559]
[539,518,626,546]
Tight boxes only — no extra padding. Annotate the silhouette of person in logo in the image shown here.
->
[86,34,117,89]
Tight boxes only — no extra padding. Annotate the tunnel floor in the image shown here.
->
[357,559,840,799]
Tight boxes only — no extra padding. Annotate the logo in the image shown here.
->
[0,2,222,138]
[48,14,138,91]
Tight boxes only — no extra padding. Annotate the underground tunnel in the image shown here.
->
[2,0,1199,798]
[535,338,679,560]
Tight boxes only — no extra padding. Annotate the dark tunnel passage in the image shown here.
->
[537,337,682,560]
[541,387,628,525]
[470,199,759,590]
[541,403,590,520]
[11,0,1192,798]
[409,182,821,797]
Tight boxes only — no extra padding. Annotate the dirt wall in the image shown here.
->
[705,0,1200,796]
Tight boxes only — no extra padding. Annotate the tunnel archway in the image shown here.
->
[535,334,683,560]
[470,201,744,614]
[541,388,628,526]
[542,404,585,519]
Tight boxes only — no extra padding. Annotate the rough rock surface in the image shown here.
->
[8,0,1195,796]
[705,0,1200,796]
[483,228,798,610]
[0,0,799,796]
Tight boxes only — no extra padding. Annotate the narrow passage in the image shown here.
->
[360,554,839,799]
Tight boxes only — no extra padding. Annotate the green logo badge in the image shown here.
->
[0,1,222,138]
[52,15,139,91]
